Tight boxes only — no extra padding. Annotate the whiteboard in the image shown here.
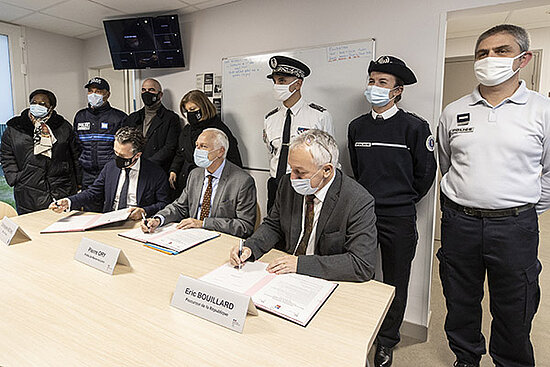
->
[221,39,375,173]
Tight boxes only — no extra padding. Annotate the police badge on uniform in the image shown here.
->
[426,135,435,152]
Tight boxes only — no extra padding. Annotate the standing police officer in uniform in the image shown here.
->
[438,24,549,367]
[264,56,333,212]
[348,55,436,367]
[74,77,127,212]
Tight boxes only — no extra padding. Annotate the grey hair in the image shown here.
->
[115,126,146,154]
[143,78,162,92]
[202,128,229,159]
[475,24,530,53]
[289,129,339,167]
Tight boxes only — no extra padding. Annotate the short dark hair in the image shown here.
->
[475,24,530,53]
[115,127,146,154]
[392,77,404,103]
[29,89,57,109]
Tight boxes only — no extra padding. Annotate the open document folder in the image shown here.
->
[41,209,130,233]
[200,262,338,327]
[118,223,220,255]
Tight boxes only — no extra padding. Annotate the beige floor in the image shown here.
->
[368,212,550,366]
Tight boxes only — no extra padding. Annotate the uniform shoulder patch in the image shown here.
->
[426,135,435,152]
[309,103,327,112]
[265,107,279,119]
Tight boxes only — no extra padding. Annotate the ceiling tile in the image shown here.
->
[92,0,187,14]
[15,12,98,37]
[193,0,238,10]
[0,2,34,21]
[0,0,68,11]
[41,0,123,28]
[75,29,104,39]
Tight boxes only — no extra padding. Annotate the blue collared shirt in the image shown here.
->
[196,159,226,219]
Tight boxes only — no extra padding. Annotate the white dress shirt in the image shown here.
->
[263,97,334,178]
[438,81,550,214]
[371,104,398,120]
[294,172,336,255]
[113,158,141,210]
[196,160,226,219]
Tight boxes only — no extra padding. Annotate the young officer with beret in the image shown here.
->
[348,55,436,367]
[263,55,334,212]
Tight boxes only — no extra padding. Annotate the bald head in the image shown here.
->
[142,78,162,93]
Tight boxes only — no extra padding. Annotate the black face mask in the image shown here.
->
[141,92,160,106]
[186,110,202,125]
[115,154,137,169]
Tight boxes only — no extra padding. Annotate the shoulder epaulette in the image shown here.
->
[403,110,428,124]
[309,103,327,112]
[265,107,279,119]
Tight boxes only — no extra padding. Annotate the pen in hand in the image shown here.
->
[238,239,244,270]
[141,212,150,231]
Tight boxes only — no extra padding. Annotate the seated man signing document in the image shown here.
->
[50,127,169,219]
[230,129,377,281]
[142,128,257,238]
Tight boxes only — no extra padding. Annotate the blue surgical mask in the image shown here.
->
[364,85,397,107]
[88,93,104,108]
[291,168,323,196]
[194,148,214,168]
[29,104,49,118]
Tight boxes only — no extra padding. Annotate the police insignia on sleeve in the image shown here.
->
[426,135,435,152]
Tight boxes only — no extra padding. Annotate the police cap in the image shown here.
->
[267,55,310,79]
[368,55,417,85]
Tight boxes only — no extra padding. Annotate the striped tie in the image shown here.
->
[199,175,214,220]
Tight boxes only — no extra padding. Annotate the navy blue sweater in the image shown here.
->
[348,109,436,216]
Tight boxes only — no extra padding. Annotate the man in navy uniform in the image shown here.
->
[264,55,333,212]
[74,77,127,212]
[438,24,549,367]
[348,55,436,367]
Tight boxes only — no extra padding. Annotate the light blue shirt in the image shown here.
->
[196,159,226,219]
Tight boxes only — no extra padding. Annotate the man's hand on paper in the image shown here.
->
[229,244,252,267]
[128,207,146,221]
[267,255,298,275]
[48,198,69,213]
[176,218,203,230]
[141,217,160,233]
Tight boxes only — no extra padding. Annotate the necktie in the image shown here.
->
[199,175,214,221]
[275,108,292,181]
[295,195,316,256]
[375,114,384,121]
[118,168,131,209]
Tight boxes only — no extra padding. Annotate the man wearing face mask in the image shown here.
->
[264,56,334,212]
[229,129,377,282]
[50,127,169,220]
[143,128,256,238]
[122,78,181,174]
[438,24,550,367]
[347,55,436,367]
[73,77,127,212]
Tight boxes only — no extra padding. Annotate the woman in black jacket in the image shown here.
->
[0,89,81,214]
[169,90,242,197]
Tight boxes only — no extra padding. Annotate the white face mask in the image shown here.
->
[364,85,397,107]
[474,52,525,87]
[88,93,104,108]
[290,167,324,196]
[272,79,299,102]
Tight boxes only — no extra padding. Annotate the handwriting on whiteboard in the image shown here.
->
[327,45,371,62]
[224,58,262,78]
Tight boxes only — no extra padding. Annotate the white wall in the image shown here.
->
[446,26,550,97]
[25,27,85,121]
[81,0,522,336]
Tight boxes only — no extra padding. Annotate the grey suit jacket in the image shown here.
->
[245,170,377,282]
[155,160,257,238]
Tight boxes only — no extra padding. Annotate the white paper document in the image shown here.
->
[119,224,220,254]
[41,209,130,233]
[200,262,338,326]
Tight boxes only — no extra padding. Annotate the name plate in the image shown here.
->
[74,237,131,275]
[171,275,257,333]
[0,216,30,246]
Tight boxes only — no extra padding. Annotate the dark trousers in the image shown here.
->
[438,202,541,367]
[267,177,278,214]
[376,215,418,348]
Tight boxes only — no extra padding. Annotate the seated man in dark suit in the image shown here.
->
[142,128,257,238]
[50,127,169,220]
[230,129,377,282]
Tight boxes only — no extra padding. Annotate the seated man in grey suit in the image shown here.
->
[142,128,257,238]
[230,129,377,281]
